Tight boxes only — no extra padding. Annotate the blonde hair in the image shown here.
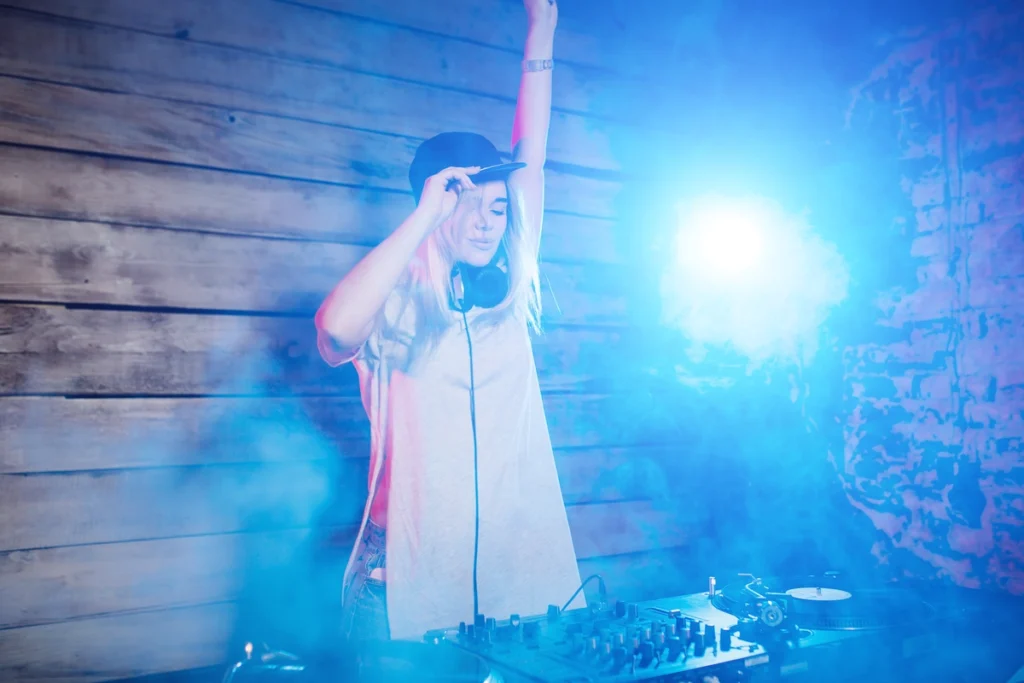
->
[396,185,541,355]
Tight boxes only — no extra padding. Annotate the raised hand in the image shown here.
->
[523,0,557,31]
[416,166,480,226]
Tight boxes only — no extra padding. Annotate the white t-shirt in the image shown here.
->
[319,289,585,640]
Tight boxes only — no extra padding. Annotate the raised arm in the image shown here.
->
[509,0,557,246]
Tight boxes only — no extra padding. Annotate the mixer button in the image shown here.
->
[720,627,733,651]
[639,641,655,667]
[666,636,684,662]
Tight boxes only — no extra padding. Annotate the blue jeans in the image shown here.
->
[341,520,390,641]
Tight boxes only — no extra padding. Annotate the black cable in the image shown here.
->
[561,573,607,613]
[461,308,481,619]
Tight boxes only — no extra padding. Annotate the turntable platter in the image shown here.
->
[786,587,852,601]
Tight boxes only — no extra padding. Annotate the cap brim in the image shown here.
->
[469,162,527,183]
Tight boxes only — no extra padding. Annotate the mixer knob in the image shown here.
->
[610,646,629,673]
[693,630,706,657]
[666,636,684,662]
[523,621,540,643]
[675,616,687,637]
[486,617,497,632]
[720,628,733,651]
[639,641,655,667]
[614,601,627,618]
[626,603,640,621]
[705,624,716,649]
[459,621,467,636]
[689,619,701,640]
[475,614,485,629]
[547,605,560,622]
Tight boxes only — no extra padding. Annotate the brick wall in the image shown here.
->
[837,4,1023,594]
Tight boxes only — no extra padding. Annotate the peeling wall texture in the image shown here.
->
[838,4,1023,593]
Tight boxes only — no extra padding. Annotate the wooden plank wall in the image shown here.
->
[0,2,688,681]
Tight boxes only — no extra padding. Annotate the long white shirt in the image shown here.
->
[320,290,585,640]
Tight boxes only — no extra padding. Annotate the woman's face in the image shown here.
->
[444,180,509,267]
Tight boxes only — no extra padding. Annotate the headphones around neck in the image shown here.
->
[450,261,509,313]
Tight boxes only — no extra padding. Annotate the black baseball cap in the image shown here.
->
[408,132,527,203]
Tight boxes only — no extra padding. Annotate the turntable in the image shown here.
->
[709,571,937,647]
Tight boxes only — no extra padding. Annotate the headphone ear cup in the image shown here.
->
[450,262,509,312]
[469,265,509,309]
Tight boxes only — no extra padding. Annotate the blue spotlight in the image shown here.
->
[662,196,849,366]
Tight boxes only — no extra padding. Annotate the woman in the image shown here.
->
[315,0,583,642]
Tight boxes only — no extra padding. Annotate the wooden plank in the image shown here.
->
[0,76,619,219]
[0,602,237,683]
[568,501,685,560]
[0,145,621,265]
[0,532,257,629]
[2,0,636,119]
[0,397,369,473]
[577,547,696,604]
[292,0,639,75]
[0,305,623,396]
[1,495,686,629]
[0,7,618,173]
[0,395,650,473]
[0,462,358,552]
[0,215,628,324]
[0,458,678,552]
